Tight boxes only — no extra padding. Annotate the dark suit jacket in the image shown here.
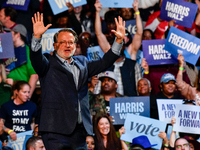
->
[30,49,119,135]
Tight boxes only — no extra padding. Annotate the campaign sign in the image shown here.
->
[48,0,87,15]
[100,0,133,8]
[125,19,136,38]
[174,104,200,134]
[7,130,33,150]
[165,26,200,65]
[121,114,167,150]
[2,0,31,11]
[5,45,27,71]
[87,46,104,61]
[157,99,183,123]
[0,33,15,59]
[110,96,150,125]
[143,39,178,66]
[41,28,62,54]
[160,0,198,28]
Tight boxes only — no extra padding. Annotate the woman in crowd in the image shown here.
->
[0,80,37,141]
[93,114,128,150]
[150,73,182,119]
[86,135,95,150]
[176,54,200,105]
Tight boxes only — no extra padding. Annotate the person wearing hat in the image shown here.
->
[150,73,182,119]
[130,135,157,150]
[89,71,124,119]
[4,24,38,98]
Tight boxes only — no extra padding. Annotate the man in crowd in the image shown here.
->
[30,12,125,149]
[4,24,38,98]
[0,7,17,29]
[89,71,123,118]
[26,136,46,150]
[174,138,190,150]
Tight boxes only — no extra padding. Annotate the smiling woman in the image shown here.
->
[93,114,122,150]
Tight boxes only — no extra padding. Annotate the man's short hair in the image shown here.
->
[53,28,78,43]
[3,7,17,22]
[174,137,189,148]
[26,136,42,150]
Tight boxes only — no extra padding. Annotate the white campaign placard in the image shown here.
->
[174,104,200,134]
[121,114,167,150]
[157,99,183,123]
[41,28,62,54]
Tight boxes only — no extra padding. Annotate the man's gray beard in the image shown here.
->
[66,47,76,59]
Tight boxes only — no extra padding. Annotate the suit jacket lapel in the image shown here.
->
[74,59,86,90]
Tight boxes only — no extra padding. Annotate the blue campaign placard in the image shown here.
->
[2,0,30,11]
[143,39,178,66]
[165,26,200,65]
[87,46,104,61]
[5,45,27,71]
[121,114,167,150]
[0,33,15,59]
[125,19,137,38]
[7,130,33,150]
[100,0,133,8]
[48,0,87,15]
[110,96,150,125]
[160,0,198,28]
[41,28,62,54]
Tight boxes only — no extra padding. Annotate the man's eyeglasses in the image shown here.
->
[175,143,189,149]
[57,41,74,46]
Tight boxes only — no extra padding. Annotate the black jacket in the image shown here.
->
[30,48,119,135]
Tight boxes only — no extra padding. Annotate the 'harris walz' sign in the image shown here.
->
[165,26,200,65]
[0,32,15,59]
[143,39,178,66]
[110,96,150,125]
[160,0,198,28]
[3,0,31,11]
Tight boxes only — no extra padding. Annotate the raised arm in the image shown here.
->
[30,12,52,77]
[88,16,125,77]
[127,0,143,60]
[94,0,111,53]
[32,12,52,39]
[176,54,196,100]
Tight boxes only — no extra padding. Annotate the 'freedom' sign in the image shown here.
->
[160,0,198,28]
[0,32,15,59]
[165,27,200,65]
[41,28,62,54]
[110,96,150,125]
[121,114,167,150]
[157,99,183,124]
[173,104,200,134]
[48,0,87,15]
[100,0,133,8]
[87,46,104,61]
[2,0,31,11]
[143,39,178,66]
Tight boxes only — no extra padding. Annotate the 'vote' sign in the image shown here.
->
[121,114,167,150]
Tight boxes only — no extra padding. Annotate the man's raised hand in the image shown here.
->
[111,16,125,44]
[32,12,52,39]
